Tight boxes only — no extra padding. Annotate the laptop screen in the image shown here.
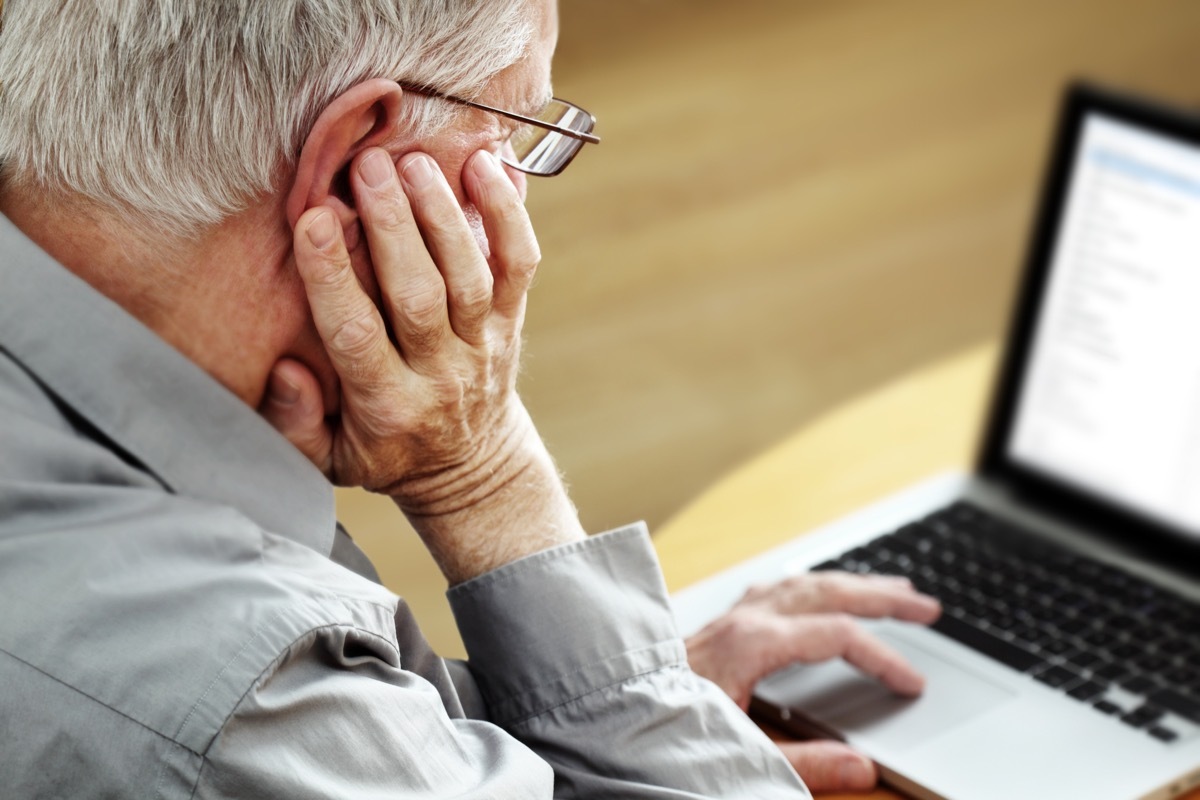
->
[1006,112,1200,541]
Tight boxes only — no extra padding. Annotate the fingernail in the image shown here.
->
[472,150,503,180]
[268,370,300,406]
[839,757,876,788]
[306,211,335,249]
[402,155,436,188]
[359,150,393,189]
[897,671,926,695]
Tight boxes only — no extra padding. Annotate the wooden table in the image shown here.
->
[653,342,1200,800]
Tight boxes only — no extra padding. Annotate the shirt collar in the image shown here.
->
[0,213,335,556]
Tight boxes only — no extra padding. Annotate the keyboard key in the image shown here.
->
[1121,704,1164,729]
[1093,700,1122,715]
[1158,638,1192,657]
[931,615,1044,672]
[1038,639,1073,656]
[1093,661,1129,682]
[990,613,1018,631]
[1036,665,1084,689]
[1066,650,1103,670]
[1148,726,1179,743]
[1107,614,1139,631]
[1128,626,1164,646]
[1147,688,1200,724]
[1122,675,1159,696]
[1055,617,1089,636]
[1136,654,1170,673]
[1082,629,1118,649]
[1164,666,1199,687]
[1067,680,1106,701]
[1107,642,1141,660]
[1009,623,1040,644]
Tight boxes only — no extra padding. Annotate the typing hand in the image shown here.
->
[684,571,941,793]
[263,147,583,583]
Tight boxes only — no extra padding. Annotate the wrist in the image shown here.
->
[388,404,586,584]
[380,401,537,516]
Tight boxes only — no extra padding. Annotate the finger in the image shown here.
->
[260,358,333,474]
[783,614,927,695]
[294,207,397,398]
[768,572,941,623]
[350,149,454,362]
[463,149,540,320]
[773,740,878,794]
[396,151,493,345]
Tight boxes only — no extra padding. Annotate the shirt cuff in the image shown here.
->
[446,523,687,726]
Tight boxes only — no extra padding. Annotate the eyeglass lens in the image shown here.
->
[506,100,596,176]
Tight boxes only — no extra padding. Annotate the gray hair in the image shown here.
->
[0,0,533,236]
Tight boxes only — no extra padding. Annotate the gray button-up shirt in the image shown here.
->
[0,214,809,798]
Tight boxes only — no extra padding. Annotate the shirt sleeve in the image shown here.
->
[196,620,557,799]
[448,523,811,798]
[196,525,810,799]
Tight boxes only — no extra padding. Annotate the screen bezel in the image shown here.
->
[977,83,1200,555]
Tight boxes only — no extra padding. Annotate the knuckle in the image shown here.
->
[506,231,541,273]
[825,582,852,606]
[720,608,763,642]
[782,575,807,594]
[742,581,770,603]
[329,310,382,360]
[396,284,447,329]
[830,613,858,638]
[487,196,540,268]
[819,572,857,600]
[813,573,837,603]
[307,251,353,288]
[491,190,527,227]
[367,197,414,237]
[451,279,494,321]
[518,240,542,275]
[418,207,458,241]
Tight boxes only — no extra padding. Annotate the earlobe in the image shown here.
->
[286,79,405,231]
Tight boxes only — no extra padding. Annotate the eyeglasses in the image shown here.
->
[400,83,600,177]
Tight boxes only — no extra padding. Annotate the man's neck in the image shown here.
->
[0,185,297,406]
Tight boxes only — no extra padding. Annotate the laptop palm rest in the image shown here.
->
[754,623,1016,755]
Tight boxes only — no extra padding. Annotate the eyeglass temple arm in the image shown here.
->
[400,84,601,145]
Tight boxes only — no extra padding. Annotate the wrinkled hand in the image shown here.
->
[265,147,537,511]
[685,571,941,793]
[263,147,584,583]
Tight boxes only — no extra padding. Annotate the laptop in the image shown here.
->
[670,84,1200,800]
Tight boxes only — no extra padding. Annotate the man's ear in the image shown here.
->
[286,79,405,232]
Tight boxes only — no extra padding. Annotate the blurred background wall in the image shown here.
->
[338,0,1200,656]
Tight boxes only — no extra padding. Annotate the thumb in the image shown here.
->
[260,358,333,475]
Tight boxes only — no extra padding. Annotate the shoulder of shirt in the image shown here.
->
[0,349,403,795]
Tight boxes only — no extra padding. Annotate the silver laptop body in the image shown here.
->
[671,85,1200,800]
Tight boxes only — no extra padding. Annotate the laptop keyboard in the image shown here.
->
[811,501,1200,744]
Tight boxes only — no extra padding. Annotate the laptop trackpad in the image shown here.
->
[755,625,1017,754]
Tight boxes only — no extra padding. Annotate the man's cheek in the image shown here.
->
[463,204,490,260]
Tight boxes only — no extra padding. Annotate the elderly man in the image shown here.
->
[0,1,940,796]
